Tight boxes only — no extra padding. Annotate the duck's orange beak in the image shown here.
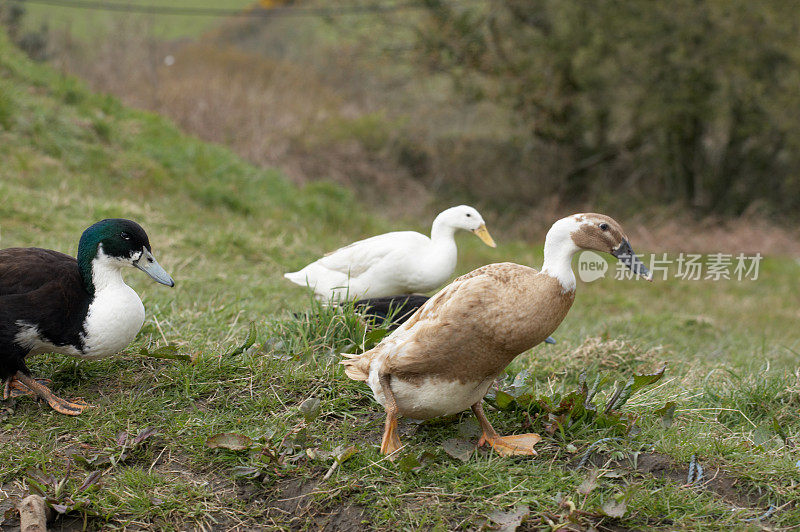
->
[472,224,497,248]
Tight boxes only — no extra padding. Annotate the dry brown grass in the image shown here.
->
[628,214,800,256]
[568,336,663,372]
[505,207,800,256]
[54,22,432,218]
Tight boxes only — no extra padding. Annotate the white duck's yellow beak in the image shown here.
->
[472,224,497,248]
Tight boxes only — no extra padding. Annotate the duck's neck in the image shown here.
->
[78,245,129,296]
[429,215,458,248]
[541,219,581,293]
[91,257,129,294]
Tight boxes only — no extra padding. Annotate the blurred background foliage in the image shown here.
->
[2,0,799,231]
[417,0,800,216]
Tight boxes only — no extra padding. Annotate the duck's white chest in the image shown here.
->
[81,284,145,359]
[367,356,494,419]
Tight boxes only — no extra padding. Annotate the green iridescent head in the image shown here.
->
[77,219,174,294]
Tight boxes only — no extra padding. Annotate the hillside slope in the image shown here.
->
[0,29,387,315]
[1,32,799,530]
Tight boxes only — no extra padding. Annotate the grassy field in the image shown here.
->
[1,31,799,531]
[19,0,255,40]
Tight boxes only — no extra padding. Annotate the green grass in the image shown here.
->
[19,0,256,40]
[1,30,799,530]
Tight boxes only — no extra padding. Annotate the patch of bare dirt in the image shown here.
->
[578,451,776,512]
[634,453,762,509]
[0,483,22,529]
[265,478,367,531]
[1,483,87,531]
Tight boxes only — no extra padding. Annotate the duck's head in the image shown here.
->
[547,213,652,281]
[436,205,497,248]
[77,219,175,294]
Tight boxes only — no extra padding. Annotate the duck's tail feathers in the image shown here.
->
[284,271,308,286]
[340,352,370,381]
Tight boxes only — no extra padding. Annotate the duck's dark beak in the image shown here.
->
[611,239,652,281]
[135,249,175,287]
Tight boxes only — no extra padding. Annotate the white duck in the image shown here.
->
[341,213,652,457]
[284,205,496,302]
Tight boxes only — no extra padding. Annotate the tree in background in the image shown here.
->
[417,0,800,215]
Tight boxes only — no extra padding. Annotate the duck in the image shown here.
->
[352,295,557,343]
[341,213,652,457]
[0,219,174,415]
[284,205,496,302]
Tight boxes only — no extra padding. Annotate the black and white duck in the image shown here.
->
[0,219,174,415]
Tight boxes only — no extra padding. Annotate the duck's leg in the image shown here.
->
[378,373,403,457]
[14,373,89,415]
[3,376,15,399]
[471,401,540,457]
[4,375,30,399]
[3,375,53,399]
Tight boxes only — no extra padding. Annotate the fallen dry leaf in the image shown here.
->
[601,498,627,518]
[335,445,358,464]
[486,505,529,532]
[442,438,474,462]
[577,470,599,495]
[457,418,482,440]
[299,397,321,423]
[206,433,253,451]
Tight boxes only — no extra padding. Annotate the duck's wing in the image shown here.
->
[343,263,542,382]
[349,263,518,327]
[0,248,82,297]
[0,248,90,351]
[315,231,428,278]
[388,263,519,337]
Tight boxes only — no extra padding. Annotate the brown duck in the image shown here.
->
[341,213,652,456]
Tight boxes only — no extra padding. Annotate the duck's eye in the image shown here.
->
[466,213,472,217]
[599,223,609,231]
[120,232,131,240]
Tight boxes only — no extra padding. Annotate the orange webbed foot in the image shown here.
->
[479,432,541,457]
[47,395,90,416]
[4,377,53,399]
[380,415,403,458]
[14,373,91,416]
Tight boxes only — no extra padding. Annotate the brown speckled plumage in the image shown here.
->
[341,213,651,456]
[343,263,574,385]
